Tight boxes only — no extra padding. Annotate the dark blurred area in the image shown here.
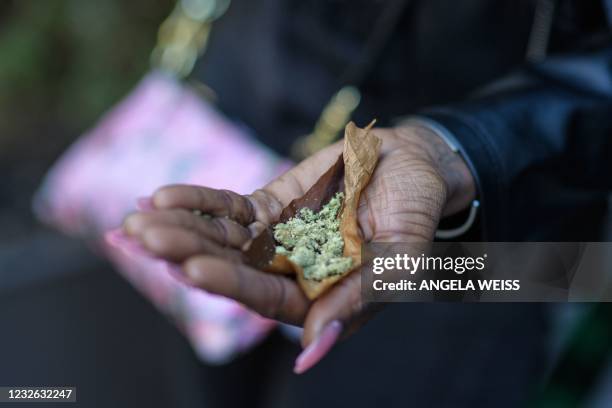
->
[0,0,172,243]
[0,2,199,406]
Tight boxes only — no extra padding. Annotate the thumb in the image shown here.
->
[294,272,383,374]
[301,272,361,347]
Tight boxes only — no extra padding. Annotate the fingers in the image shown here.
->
[152,185,256,225]
[124,209,251,248]
[183,256,310,325]
[240,142,345,227]
[302,270,383,346]
[293,320,343,374]
[137,225,244,263]
[293,271,383,374]
[143,141,344,231]
[301,271,363,347]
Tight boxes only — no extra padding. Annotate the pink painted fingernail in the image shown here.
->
[104,228,129,247]
[166,263,195,286]
[293,320,343,374]
[122,240,155,258]
[104,228,158,260]
[136,196,155,212]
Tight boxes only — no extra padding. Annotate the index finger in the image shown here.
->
[153,185,256,225]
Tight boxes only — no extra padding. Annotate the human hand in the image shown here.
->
[116,124,475,372]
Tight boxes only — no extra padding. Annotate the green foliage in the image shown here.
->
[0,0,173,153]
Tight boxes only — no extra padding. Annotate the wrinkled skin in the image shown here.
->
[122,125,475,347]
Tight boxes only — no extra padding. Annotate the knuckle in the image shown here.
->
[196,187,209,211]
[263,277,287,320]
[219,189,235,216]
[334,274,365,320]
[231,263,250,301]
[347,277,365,316]
[248,190,282,224]
[210,218,230,245]
[238,194,256,224]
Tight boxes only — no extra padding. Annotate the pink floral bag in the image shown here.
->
[34,70,293,363]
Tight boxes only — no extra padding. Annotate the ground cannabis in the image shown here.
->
[273,192,353,281]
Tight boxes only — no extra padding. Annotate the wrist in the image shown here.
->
[394,124,476,216]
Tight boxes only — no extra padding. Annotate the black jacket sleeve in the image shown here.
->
[420,43,612,241]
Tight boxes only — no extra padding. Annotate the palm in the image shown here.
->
[259,128,445,245]
[121,127,448,346]
[118,125,469,372]
[240,128,448,341]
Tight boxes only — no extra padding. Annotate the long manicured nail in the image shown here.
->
[105,228,129,247]
[136,196,155,212]
[294,320,342,374]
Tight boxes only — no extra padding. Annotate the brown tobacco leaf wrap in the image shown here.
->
[340,121,381,265]
[244,121,381,300]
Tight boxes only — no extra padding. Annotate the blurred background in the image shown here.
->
[0,0,171,242]
[0,2,215,407]
[1,1,612,407]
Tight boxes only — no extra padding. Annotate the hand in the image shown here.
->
[119,124,475,372]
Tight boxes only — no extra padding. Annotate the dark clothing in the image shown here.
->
[200,0,537,154]
[193,1,610,407]
[198,0,612,241]
[423,44,612,241]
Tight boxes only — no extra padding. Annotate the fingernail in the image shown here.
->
[136,196,155,212]
[166,263,195,286]
[104,228,129,247]
[104,228,159,260]
[293,320,342,374]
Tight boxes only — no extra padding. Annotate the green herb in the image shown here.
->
[273,192,352,281]
[192,209,212,220]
